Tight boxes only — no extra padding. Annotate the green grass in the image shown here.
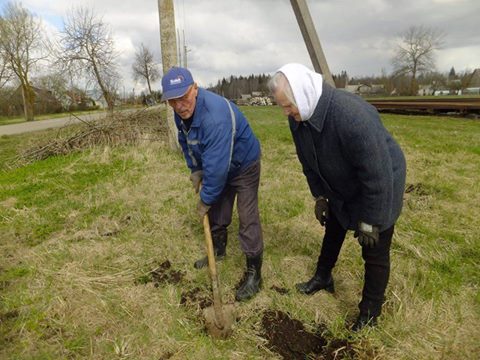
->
[0,107,479,359]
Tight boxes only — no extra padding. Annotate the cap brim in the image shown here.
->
[161,86,190,101]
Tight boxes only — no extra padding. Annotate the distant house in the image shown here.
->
[434,89,450,96]
[467,68,480,87]
[343,84,385,96]
[6,86,63,116]
[65,89,97,110]
[463,68,480,94]
[344,84,360,94]
[235,94,251,106]
[418,85,435,96]
[371,84,385,95]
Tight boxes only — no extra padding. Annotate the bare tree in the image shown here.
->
[58,6,119,111]
[392,25,444,95]
[132,43,160,97]
[0,1,46,120]
[0,52,13,89]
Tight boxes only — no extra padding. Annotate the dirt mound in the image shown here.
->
[261,310,356,360]
[135,260,184,287]
[180,287,212,309]
[270,285,289,295]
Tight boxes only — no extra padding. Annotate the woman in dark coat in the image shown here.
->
[269,63,406,331]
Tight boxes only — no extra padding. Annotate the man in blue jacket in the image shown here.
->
[268,63,406,331]
[162,67,263,301]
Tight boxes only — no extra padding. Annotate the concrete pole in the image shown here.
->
[176,28,181,66]
[158,0,180,150]
[290,0,336,87]
[183,29,188,68]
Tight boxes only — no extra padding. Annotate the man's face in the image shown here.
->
[168,84,198,119]
[274,90,301,122]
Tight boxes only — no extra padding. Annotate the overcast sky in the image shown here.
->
[2,0,480,94]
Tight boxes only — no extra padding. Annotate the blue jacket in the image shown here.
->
[175,88,261,205]
[290,82,406,231]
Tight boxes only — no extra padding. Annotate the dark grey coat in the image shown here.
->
[289,82,406,232]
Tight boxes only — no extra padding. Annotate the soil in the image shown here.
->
[135,261,360,357]
[0,310,19,324]
[405,182,429,196]
[180,287,212,309]
[270,285,290,295]
[135,260,184,287]
[158,352,173,360]
[261,310,356,360]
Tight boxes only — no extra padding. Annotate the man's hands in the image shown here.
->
[314,197,329,226]
[192,173,209,219]
[197,199,211,219]
[190,170,203,193]
[354,222,379,248]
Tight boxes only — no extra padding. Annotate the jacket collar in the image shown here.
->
[290,81,334,133]
[308,81,334,133]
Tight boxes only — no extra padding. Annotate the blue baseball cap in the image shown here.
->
[161,66,194,101]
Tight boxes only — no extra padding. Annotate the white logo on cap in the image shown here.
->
[170,75,184,85]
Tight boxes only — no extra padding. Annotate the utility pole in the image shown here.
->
[290,0,335,87]
[177,28,182,66]
[183,29,188,68]
[158,0,180,150]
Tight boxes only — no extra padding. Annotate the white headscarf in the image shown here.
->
[278,63,323,121]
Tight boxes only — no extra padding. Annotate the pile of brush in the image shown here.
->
[17,109,168,165]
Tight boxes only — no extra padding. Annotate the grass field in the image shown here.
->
[0,107,479,359]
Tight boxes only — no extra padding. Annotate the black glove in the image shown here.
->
[354,222,379,248]
[314,197,329,226]
[190,170,203,193]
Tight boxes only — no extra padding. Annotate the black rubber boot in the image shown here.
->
[235,253,262,302]
[194,229,227,269]
[351,312,378,331]
[295,269,334,295]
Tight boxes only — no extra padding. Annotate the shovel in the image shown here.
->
[201,212,236,339]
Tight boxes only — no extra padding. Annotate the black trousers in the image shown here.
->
[316,211,394,317]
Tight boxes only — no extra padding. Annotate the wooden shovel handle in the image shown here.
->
[203,212,226,328]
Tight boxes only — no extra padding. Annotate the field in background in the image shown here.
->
[0,107,479,359]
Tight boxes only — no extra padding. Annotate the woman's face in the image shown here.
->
[274,90,301,122]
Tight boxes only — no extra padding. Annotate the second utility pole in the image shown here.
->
[290,0,335,87]
[158,0,180,150]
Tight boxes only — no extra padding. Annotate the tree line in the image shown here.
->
[1,0,475,122]
[207,74,271,99]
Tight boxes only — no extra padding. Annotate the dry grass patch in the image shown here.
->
[1,109,479,359]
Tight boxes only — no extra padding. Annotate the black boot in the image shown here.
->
[351,312,378,331]
[194,229,227,269]
[295,269,334,295]
[235,253,262,301]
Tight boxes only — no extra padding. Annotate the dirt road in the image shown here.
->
[0,112,108,136]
